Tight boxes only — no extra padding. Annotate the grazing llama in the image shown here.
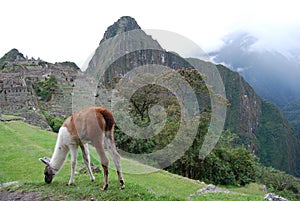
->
[39,107,125,190]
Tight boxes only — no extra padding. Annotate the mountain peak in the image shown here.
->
[5,48,25,60]
[0,48,26,69]
[100,16,141,44]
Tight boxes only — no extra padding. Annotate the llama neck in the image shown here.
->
[50,129,69,172]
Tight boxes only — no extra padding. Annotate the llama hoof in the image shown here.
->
[66,183,74,186]
[120,179,125,190]
[120,180,125,190]
[101,184,108,191]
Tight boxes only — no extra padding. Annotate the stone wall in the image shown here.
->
[0,58,81,122]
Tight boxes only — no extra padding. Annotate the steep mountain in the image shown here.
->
[185,60,300,175]
[85,17,300,176]
[216,63,300,174]
[283,99,300,137]
[86,16,162,77]
[210,31,300,108]
[99,16,141,44]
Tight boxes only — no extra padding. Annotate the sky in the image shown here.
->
[1,0,300,69]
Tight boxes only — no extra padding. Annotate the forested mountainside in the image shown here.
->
[86,16,300,176]
[283,99,300,137]
[210,32,300,142]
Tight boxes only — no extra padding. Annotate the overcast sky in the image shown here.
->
[1,0,300,69]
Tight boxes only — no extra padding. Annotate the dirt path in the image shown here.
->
[0,182,52,201]
[0,191,53,201]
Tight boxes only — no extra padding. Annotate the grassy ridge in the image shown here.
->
[0,120,265,200]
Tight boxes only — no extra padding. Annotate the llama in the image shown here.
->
[39,106,125,190]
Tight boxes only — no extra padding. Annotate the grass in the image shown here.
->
[0,120,266,200]
[1,114,19,119]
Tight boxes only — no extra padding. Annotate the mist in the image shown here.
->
[210,30,300,107]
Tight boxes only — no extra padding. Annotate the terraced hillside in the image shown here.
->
[0,120,266,200]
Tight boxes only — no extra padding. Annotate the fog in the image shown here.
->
[211,31,300,107]
[0,0,300,69]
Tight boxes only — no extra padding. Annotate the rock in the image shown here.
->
[186,194,194,200]
[195,184,230,195]
[100,16,141,44]
[196,188,206,195]
[206,184,216,191]
[196,180,206,185]
[0,181,19,189]
[264,193,289,201]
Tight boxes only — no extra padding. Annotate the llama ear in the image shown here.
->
[39,157,51,166]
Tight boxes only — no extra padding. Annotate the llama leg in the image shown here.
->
[80,143,95,182]
[68,145,78,185]
[105,137,125,189]
[94,141,109,190]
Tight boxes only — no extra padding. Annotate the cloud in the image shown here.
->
[1,0,300,68]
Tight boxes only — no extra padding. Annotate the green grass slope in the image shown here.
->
[0,120,265,200]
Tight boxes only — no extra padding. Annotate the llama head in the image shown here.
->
[39,157,56,184]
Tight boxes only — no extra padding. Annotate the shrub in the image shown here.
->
[48,116,64,133]
[34,75,58,101]
[256,166,300,200]
[41,111,65,133]
[197,147,256,186]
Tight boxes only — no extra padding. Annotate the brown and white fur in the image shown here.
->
[39,106,124,190]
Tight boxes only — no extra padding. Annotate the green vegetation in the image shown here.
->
[256,101,300,176]
[196,147,256,186]
[40,110,65,132]
[0,114,20,119]
[34,75,58,102]
[166,129,257,187]
[283,99,300,136]
[0,120,267,200]
[256,166,300,200]
[215,63,300,177]
[46,115,64,133]
[111,67,300,200]
[114,68,256,187]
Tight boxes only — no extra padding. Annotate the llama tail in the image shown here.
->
[97,107,115,142]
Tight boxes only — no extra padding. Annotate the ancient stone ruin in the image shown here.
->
[0,49,82,127]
